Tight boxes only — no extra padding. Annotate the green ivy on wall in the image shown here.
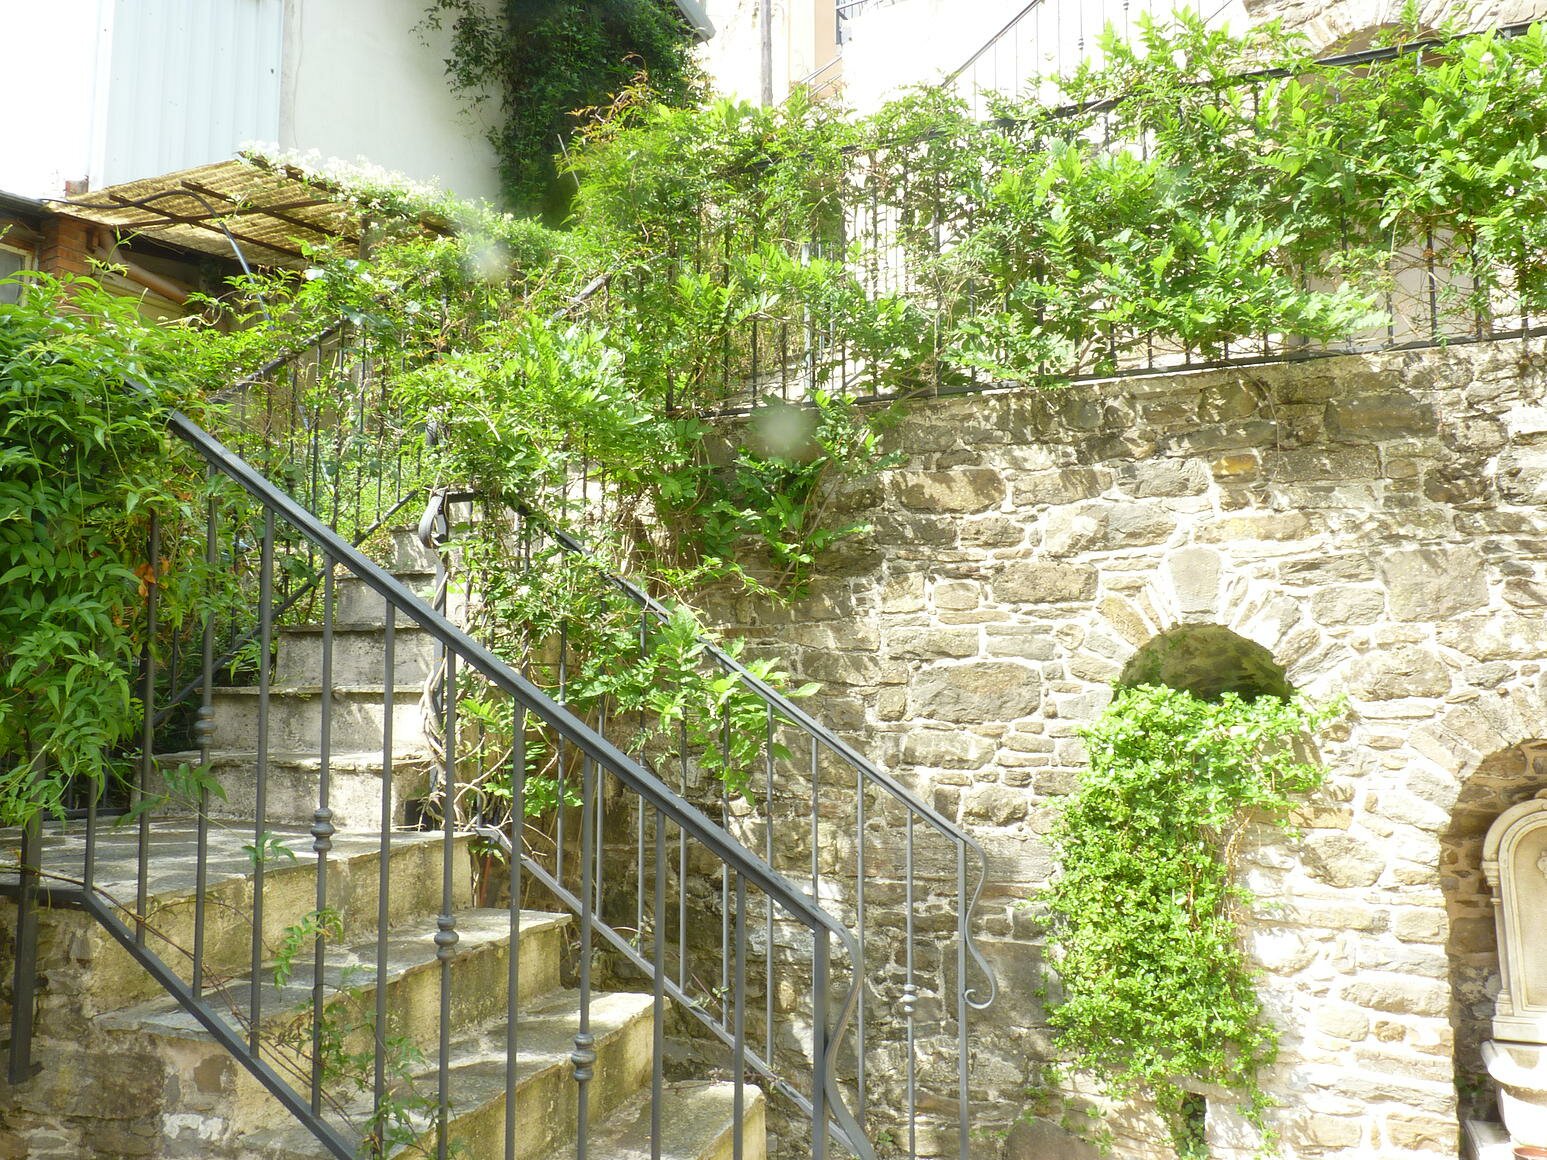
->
[419,0,704,219]
[1040,684,1340,1153]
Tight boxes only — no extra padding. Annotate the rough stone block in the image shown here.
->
[1041,509,1106,556]
[881,573,926,613]
[895,469,1005,514]
[1194,512,1312,543]
[1130,458,1211,497]
[1384,1113,1458,1152]
[1313,1005,1371,1042]
[1103,503,1177,548]
[1301,832,1385,887]
[1165,547,1221,615]
[910,661,1040,724]
[886,627,979,660]
[1496,445,1547,504]
[1014,467,1111,506]
[984,626,1058,661]
[1296,1111,1364,1148]
[1392,908,1446,944]
[1340,975,1449,1018]
[900,730,995,770]
[1347,645,1452,701]
[1265,446,1381,481]
[962,784,1027,827]
[1324,394,1434,441]
[932,579,982,610]
[1309,586,1385,626]
[991,562,1098,605]
[1379,547,1488,620]
[1001,1118,1105,1160]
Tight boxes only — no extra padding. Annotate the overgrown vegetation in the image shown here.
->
[1040,685,1338,1154]
[0,275,222,823]
[419,0,704,218]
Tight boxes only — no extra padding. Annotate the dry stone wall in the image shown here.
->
[700,337,1547,1158]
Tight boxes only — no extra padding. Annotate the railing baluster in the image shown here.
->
[810,735,820,901]
[573,754,597,1159]
[251,508,274,1052]
[721,708,731,1024]
[957,843,970,1160]
[7,809,40,1084]
[310,559,336,1115]
[374,615,395,1157]
[192,487,216,998]
[765,708,776,1067]
[595,706,606,914]
[636,610,648,942]
[733,874,747,1160]
[557,621,567,884]
[679,716,688,994]
[136,512,159,947]
[651,807,666,1160]
[855,763,866,1122]
[904,811,917,1160]
[436,652,459,1160]
[813,930,830,1160]
[505,702,524,1160]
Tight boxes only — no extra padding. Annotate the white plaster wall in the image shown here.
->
[700,0,839,105]
[280,0,501,202]
[0,0,113,198]
[0,0,500,202]
[840,0,1251,114]
[101,0,285,188]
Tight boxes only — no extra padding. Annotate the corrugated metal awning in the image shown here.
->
[45,158,404,269]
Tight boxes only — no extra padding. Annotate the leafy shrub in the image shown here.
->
[1041,684,1338,1150]
[0,274,214,822]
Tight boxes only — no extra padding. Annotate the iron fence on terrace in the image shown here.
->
[619,18,1547,418]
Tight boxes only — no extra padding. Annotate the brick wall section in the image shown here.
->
[700,338,1547,1158]
[37,216,91,278]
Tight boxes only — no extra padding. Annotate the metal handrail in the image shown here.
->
[943,0,1046,86]
[159,401,877,1159]
[529,506,999,1010]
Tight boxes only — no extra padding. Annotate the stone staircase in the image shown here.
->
[0,531,765,1160]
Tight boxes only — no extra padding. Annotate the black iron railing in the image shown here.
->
[417,491,999,1155]
[5,395,873,1160]
[598,18,1547,417]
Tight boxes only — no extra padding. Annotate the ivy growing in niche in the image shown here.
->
[1040,684,1340,1154]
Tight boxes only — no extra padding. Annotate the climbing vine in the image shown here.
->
[419,0,704,218]
[1040,684,1340,1153]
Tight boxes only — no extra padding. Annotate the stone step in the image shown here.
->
[235,988,656,1159]
[275,624,436,687]
[383,527,441,575]
[103,908,572,1139]
[7,823,472,1014]
[335,573,464,630]
[209,686,432,754]
[537,1081,767,1160]
[152,749,433,830]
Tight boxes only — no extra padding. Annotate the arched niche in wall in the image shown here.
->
[1441,741,1547,1129]
[1118,623,1292,702]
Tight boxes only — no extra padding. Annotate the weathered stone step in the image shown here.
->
[334,573,464,630]
[209,686,431,753]
[2,823,471,1014]
[103,909,571,1138]
[236,988,656,1160]
[153,749,433,830]
[275,624,436,686]
[538,1080,767,1160]
[382,527,440,575]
